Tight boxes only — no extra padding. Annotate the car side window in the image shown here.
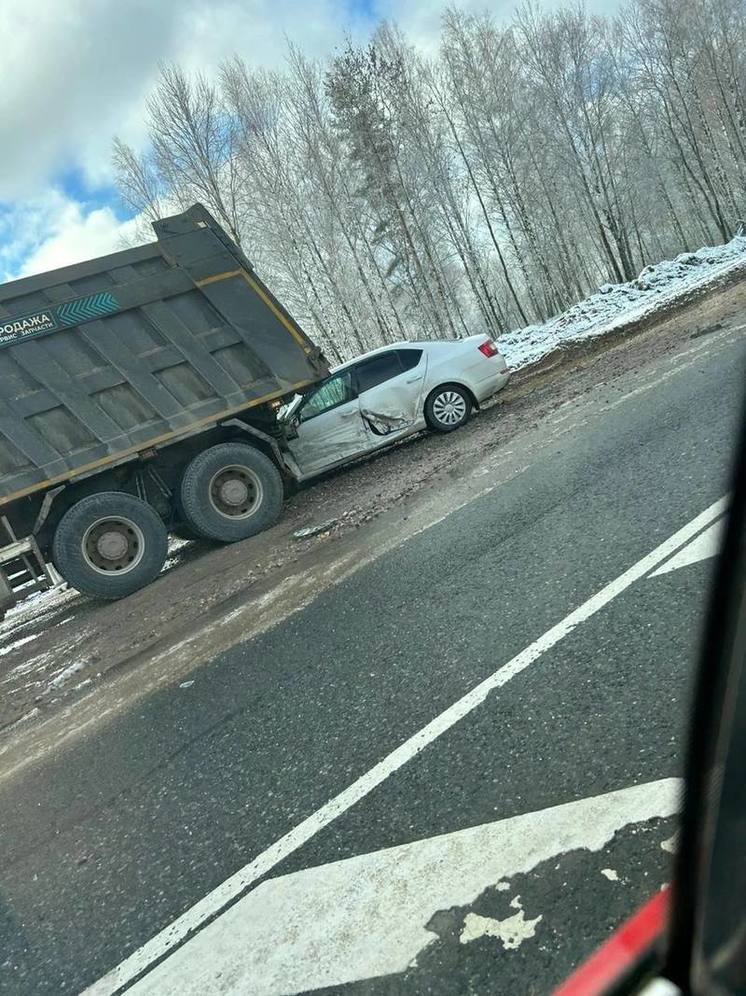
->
[299,370,355,422]
[397,349,423,372]
[355,352,403,394]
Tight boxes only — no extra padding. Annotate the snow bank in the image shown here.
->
[500,236,746,370]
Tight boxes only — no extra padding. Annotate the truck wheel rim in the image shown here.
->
[208,466,263,519]
[82,517,146,575]
[432,391,466,425]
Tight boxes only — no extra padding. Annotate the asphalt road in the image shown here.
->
[0,325,744,996]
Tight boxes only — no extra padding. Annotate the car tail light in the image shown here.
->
[478,339,499,358]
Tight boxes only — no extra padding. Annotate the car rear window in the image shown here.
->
[397,349,422,372]
[355,352,403,393]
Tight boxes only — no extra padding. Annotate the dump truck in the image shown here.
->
[0,204,329,613]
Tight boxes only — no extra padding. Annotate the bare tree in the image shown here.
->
[113,0,746,359]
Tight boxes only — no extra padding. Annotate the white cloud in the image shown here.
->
[0,1,174,198]
[372,0,486,55]
[0,0,625,200]
[0,0,622,280]
[370,0,621,55]
[0,192,140,282]
[0,0,371,200]
[0,0,372,279]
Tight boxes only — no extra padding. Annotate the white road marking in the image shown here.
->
[126,779,680,996]
[649,518,724,576]
[86,497,725,996]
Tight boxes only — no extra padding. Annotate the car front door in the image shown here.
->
[286,369,369,477]
[352,348,427,441]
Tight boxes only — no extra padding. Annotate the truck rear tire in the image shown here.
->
[52,492,168,599]
[178,442,283,543]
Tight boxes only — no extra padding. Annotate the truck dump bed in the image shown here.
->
[0,204,326,506]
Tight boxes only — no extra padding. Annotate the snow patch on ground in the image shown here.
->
[0,632,41,657]
[0,584,79,641]
[46,659,88,693]
[4,707,41,733]
[500,236,746,370]
[162,536,196,572]
[1,649,57,683]
[1,625,93,700]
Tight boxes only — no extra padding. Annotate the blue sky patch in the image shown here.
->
[57,168,136,220]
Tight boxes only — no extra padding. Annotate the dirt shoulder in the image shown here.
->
[1,277,744,740]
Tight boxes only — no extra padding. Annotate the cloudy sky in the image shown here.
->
[0,0,618,284]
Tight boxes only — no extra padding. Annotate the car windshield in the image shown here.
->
[1,1,745,994]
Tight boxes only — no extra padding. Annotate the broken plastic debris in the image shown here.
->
[660,833,678,853]
[293,520,337,540]
[179,680,195,689]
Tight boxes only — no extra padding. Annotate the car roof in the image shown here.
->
[331,341,435,373]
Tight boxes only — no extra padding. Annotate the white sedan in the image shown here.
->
[282,335,510,480]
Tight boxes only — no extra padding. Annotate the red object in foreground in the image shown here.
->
[478,339,499,358]
[554,887,670,996]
